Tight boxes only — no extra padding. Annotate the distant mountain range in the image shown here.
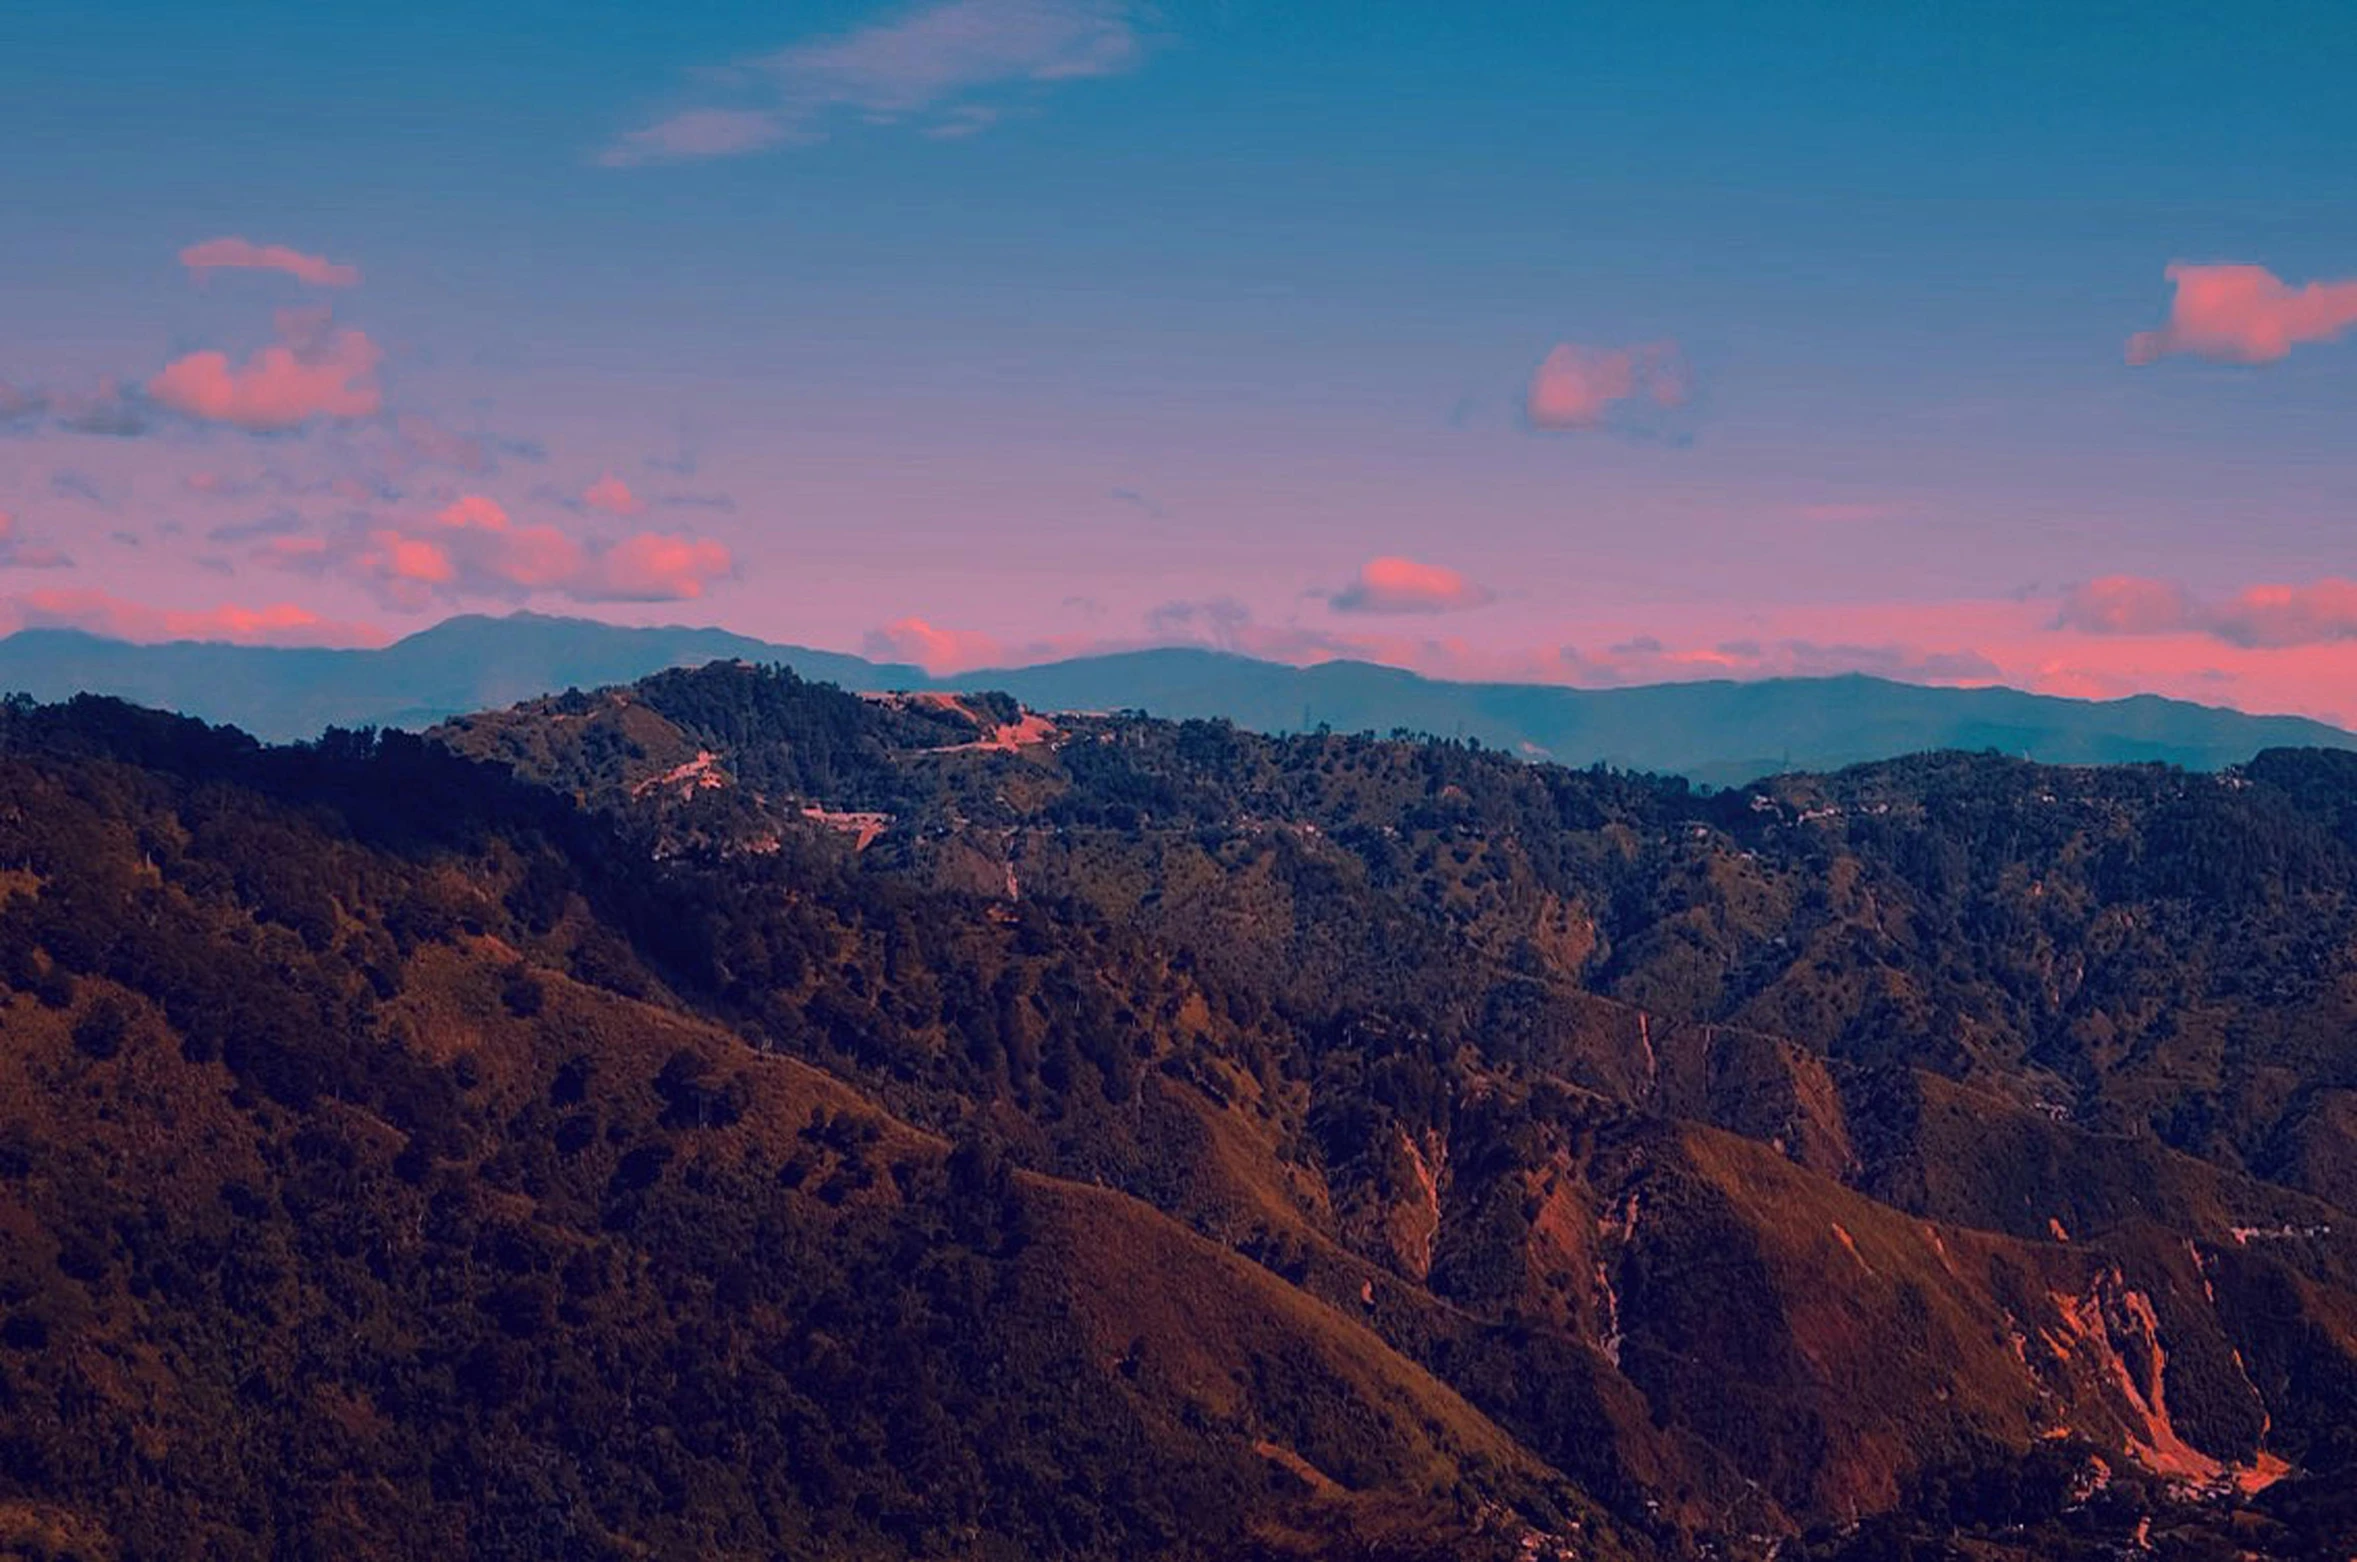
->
[1,610,2347,785]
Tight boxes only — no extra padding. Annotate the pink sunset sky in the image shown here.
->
[7,1,2357,726]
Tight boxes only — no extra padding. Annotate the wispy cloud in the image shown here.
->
[602,0,1152,166]
[48,469,106,506]
[2,373,163,438]
[659,491,738,512]
[2127,263,2357,365]
[0,512,74,571]
[179,237,361,289]
[49,381,153,438]
[604,109,800,166]
[205,512,309,544]
[391,413,494,473]
[1109,485,1167,520]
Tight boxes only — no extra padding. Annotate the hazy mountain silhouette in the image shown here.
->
[0,611,2346,785]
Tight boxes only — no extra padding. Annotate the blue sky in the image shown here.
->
[4,1,2357,716]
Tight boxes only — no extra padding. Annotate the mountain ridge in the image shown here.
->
[2,670,2355,1557]
[0,611,2346,786]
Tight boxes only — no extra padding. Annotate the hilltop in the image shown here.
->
[0,668,2354,1557]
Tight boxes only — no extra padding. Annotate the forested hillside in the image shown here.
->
[2,666,2355,1560]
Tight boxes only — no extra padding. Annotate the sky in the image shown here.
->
[5,0,2357,720]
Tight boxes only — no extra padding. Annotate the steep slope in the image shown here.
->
[432,665,2357,1547]
[0,702,1625,1562]
[6,673,2357,1557]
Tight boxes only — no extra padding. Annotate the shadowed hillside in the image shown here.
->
[2,671,2355,1558]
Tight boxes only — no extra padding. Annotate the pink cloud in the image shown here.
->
[146,309,383,431]
[2211,579,2357,648]
[2053,575,2198,635]
[1527,341,1688,431]
[860,614,1128,674]
[3,589,385,648]
[413,494,586,593]
[582,472,648,516]
[1330,555,1494,615]
[359,529,456,586]
[329,496,731,608]
[577,532,735,601]
[864,616,1012,672]
[179,237,361,289]
[435,495,510,532]
[2126,263,2357,365]
[2054,573,2357,648]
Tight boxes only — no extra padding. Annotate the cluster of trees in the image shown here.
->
[4,675,2357,1559]
[440,665,2357,1542]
